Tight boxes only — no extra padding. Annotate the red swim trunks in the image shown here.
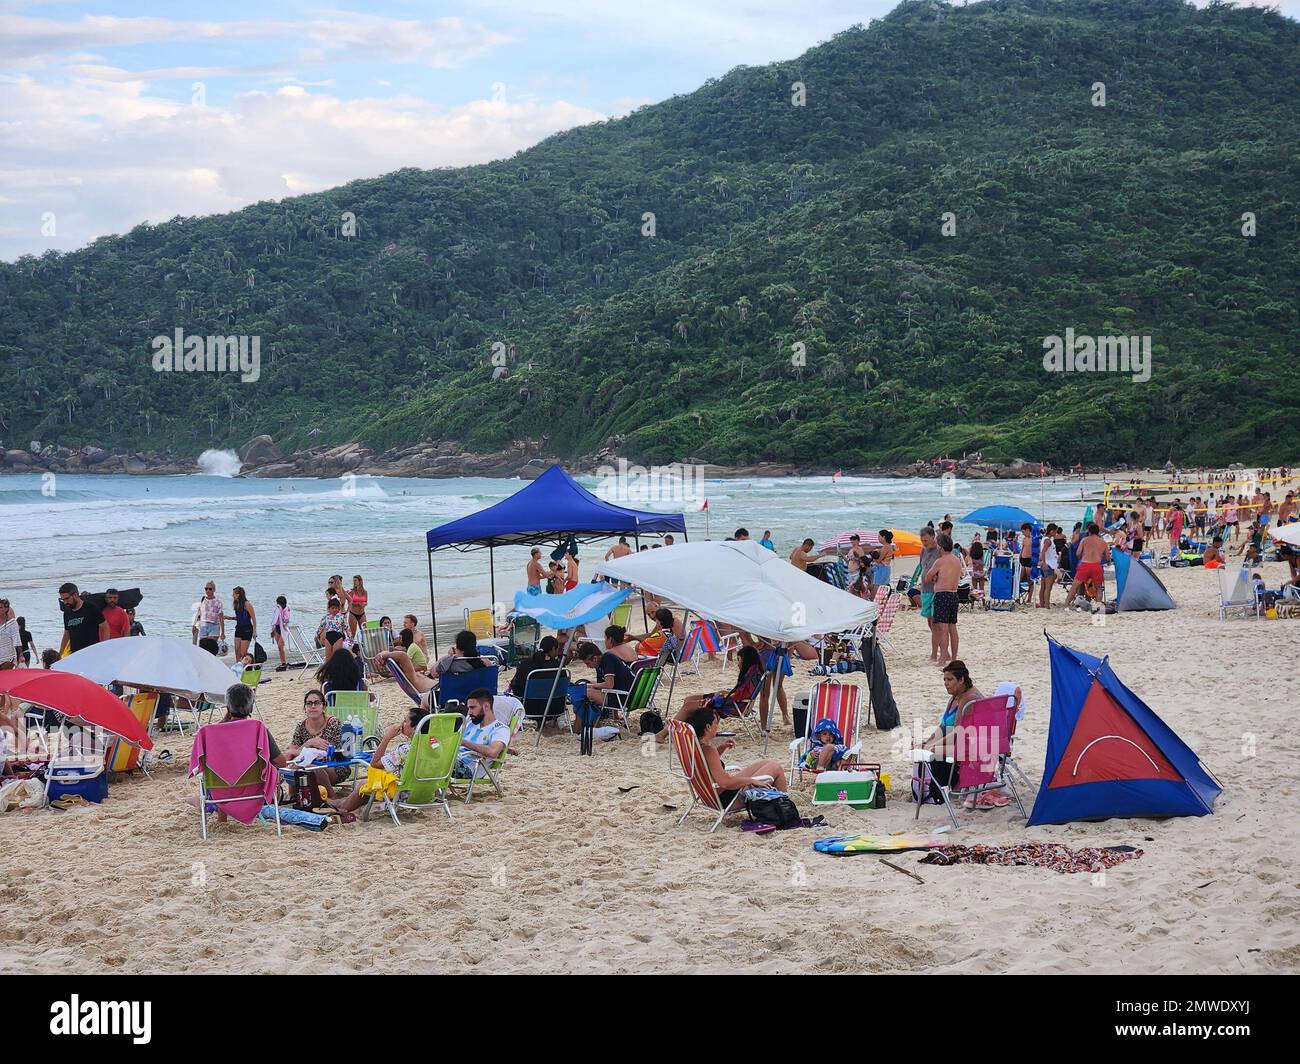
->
[1075,561,1104,586]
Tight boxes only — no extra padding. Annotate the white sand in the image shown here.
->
[2,557,1298,974]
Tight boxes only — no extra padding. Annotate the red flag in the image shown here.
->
[832,469,842,482]
[696,498,708,512]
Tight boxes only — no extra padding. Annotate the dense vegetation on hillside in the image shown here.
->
[2,0,1297,467]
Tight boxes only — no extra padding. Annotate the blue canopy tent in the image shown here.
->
[961,505,1041,531]
[1028,636,1219,825]
[424,466,686,655]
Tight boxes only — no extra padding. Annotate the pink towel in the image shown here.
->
[189,719,278,825]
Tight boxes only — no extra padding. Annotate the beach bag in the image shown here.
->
[911,762,942,805]
[638,711,664,735]
[252,641,267,664]
[745,794,801,828]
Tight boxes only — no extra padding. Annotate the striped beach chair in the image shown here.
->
[789,680,864,783]
[667,720,748,833]
[106,691,160,776]
[873,589,902,652]
[679,619,737,674]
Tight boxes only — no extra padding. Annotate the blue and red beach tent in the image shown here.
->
[1027,637,1221,825]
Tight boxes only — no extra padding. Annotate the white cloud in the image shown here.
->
[0,75,604,258]
[0,13,514,69]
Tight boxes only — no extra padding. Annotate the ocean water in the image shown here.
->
[0,467,1100,652]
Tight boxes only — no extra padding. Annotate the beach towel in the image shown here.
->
[919,843,1143,875]
[813,833,950,855]
[188,719,278,825]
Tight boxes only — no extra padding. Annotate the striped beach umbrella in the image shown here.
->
[817,529,883,552]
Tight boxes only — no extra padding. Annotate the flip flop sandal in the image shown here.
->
[617,786,638,794]
[741,820,778,834]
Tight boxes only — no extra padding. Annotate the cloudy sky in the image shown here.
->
[2,0,1294,261]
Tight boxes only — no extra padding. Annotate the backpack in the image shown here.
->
[744,794,802,829]
[638,711,664,735]
[252,641,268,664]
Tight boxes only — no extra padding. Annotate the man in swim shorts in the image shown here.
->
[926,533,963,663]
[1067,523,1111,608]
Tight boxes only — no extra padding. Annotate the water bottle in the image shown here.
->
[341,716,360,758]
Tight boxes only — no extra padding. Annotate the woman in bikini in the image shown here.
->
[346,575,368,638]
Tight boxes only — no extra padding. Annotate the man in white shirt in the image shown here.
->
[457,690,511,780]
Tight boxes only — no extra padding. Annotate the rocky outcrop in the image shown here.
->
[237,434,283,467]
[234,436,553,480]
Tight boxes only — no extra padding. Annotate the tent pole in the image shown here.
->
[663,608,690,719]
[489,544,497,613]
[634,534,648,631]
[427,549,439,659]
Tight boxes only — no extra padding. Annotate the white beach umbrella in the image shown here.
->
[595,540,876,642]
[1270,522,1300,548]
[53,636,237,703]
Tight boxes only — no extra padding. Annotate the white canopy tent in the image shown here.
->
[596,541,877,747]
[595,540,876,642]
[53,636,238,704]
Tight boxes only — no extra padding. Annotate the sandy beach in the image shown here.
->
[2,551,1297,975]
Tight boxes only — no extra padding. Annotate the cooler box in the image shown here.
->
[46,757,109,804]
[812,770,878,808]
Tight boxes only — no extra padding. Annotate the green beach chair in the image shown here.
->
[365,712,461,825]
[451,706,524,803]
[605,665,662,731]
[610,601,632,629]
[327,689,381,748]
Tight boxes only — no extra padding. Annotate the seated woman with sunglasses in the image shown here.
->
[284,689,350,794]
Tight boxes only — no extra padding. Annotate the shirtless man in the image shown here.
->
[925,534,963,664]
[789,538,830,571]
[603,537,632,562]
[1067,523,1111,608]
[526,548,546,595]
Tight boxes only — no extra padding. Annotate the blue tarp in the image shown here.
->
[426,466,686,550]
[1027,638,1219,825]
[961,505,1041,531]
[511,583,633,630]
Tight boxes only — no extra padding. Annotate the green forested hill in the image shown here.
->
[2,0,1297,467]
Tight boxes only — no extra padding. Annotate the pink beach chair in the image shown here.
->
[912,693,1027,828]
[189,719,282,839]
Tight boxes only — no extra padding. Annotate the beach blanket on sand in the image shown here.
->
[813,833,950,855]
[919,843,1143,875]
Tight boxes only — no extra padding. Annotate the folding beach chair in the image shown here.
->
[788,680,864,783]
[286,624,324,678]
[985,555,1020,611]
[609,601,632,629]
[667,720,768,832]
[679,619,738,675]
[506,616,540,667]
[463,607,497,641]
[385,656,425,705]
[327,688,382,785]
[191,720,282,840]
[873,589,902,652]
[105,690,160,777]
[365,712,460,825]
[912,693,1026,829]
[1218,565,1259,620]
[451,706,525,803]
[435,665,499,709]
[357,621,391,679]
[604,665,662,731]
[525,666,571,746]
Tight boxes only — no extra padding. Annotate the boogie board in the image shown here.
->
[813,833,949,856]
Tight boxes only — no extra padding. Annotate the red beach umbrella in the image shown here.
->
[0,669,153,748]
